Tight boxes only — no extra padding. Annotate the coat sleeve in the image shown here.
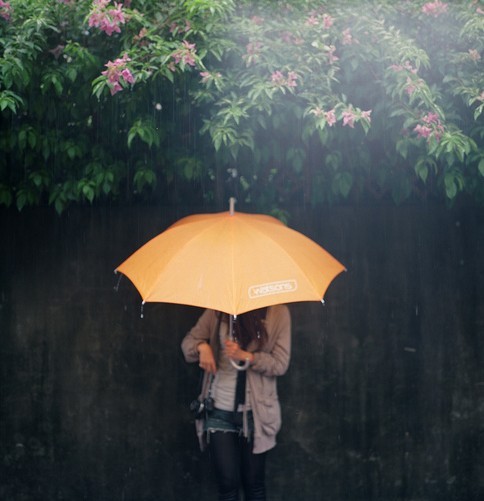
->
[181,309,215,363]
[250,304,291,377]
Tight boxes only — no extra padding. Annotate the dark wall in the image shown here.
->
[1,204,483,501]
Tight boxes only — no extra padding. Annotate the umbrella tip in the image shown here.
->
[229,197,237,215]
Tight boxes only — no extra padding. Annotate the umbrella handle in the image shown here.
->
[230,358,250,371]
[229,313,250,371]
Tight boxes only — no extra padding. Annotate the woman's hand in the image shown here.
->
[197,343,217,374]
[224,340,254,364]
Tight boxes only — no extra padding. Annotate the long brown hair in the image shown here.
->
[232,307,268,349]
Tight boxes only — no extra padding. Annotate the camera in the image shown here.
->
[190,396,214,418]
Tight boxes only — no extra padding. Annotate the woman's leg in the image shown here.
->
[209,431,240,501]
[240,438,267,501]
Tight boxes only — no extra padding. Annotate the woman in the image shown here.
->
[181,304,291,501]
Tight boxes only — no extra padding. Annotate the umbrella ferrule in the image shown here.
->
[229,197,236,215]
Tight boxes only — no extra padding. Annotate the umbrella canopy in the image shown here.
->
[116,204,346,316]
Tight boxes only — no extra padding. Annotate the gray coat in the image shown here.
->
[181,304,291,454]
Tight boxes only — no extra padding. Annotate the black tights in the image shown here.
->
[209,431,267,501]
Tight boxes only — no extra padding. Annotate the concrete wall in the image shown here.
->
[1,203,483,500]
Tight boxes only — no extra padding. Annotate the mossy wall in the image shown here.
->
[1,203,483,500]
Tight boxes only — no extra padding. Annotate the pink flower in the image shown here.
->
[468,49,480,61]
[361,110,372,122]
[251,16,264,25]
[109,81,123,96]
[271,71,285,85]
[477,7,484,15]
[246,41,262,56]
[405,77,418,95]
[101,53,135,95]
[342,28,353,45]
[88,0,126,36]
[172,40,197,67]
[49,44,65,59]
[322,14,334,29]
[423,112,440,124]
[280,31,293,44]
[0,0,12,21]
[287,71,298,87]
[200,71,210,83]
[199,71,221,84]
[414,124,432,139]
[270,70,298,88]
[389,61,418,74]
[305,14,318,26]
[414,111,445,142]
[422,1,448,17]
[325,109,337,126]
[169,20,191,34]
[342,110,356,128]
[121,68,135,84]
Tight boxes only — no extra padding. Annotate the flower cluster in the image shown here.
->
[243,40,268,66]
[305,12,334,29]
[88,0,126,36]
[246,41,263,56]
[101,53,135,95]
[200,71,222,84]
[422,1,448,17]
[389,61,424,96]
[389,61,418,74]
[279,31,304,46]
[271,70,298,88]
[169,20,191,35]
[342,28,353,45]
[309,107,371,128]
[414,112,444,142]
[468,49,481,62]
[0,0,12,21]
[171,40,197,68]
[342,108,371,128]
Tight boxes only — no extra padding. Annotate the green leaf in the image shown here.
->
[414,159,429,183]
[478,158,484,177]
[444,173,457,199]
[338,172,353,198]
[16,191,27,211]
[0,185,13,207]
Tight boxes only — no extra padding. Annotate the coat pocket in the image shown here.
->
[256,396,281,435]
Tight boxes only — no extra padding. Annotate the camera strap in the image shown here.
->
[233,364,246,412]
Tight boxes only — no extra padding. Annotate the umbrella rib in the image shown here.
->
[240,220,344,300]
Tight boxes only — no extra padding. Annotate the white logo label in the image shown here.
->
[248,280,298,299]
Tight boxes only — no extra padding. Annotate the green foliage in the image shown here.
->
[0,0,483,213]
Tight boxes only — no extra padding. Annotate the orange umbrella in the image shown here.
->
[115,200,345,316]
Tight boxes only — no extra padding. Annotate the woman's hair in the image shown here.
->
[232,307,268,349]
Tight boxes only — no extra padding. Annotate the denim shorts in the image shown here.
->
[205,408,254,436]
